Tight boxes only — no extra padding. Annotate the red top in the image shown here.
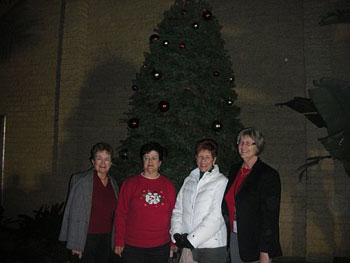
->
[114,174,176,248]
[224,167,250,232]
[88,171,117,233]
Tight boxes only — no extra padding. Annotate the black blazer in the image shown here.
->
[222,159,282,262]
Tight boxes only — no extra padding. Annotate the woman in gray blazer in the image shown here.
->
[59,142,119,263]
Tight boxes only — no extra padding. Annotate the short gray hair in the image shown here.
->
[237,128,265,155]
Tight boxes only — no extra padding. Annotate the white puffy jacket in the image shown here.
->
[170,164,228,248]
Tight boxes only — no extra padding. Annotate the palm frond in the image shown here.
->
[297,155,332,181]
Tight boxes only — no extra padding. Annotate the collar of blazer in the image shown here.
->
[225,158,263,196]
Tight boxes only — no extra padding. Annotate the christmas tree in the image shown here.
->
[112,0,243,189]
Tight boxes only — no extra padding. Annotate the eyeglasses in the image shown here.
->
[238,141,256,146]
[95,157,112,162]
[143,156,160,162]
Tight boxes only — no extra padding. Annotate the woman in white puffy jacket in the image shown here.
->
[171,139,228,263]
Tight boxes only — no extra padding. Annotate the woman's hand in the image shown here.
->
[170,244,178,253]
[174,233,194,249]
[259,252,270,263]
[114,246,124,257]
[72,250,82,259]
[174,233,184,248]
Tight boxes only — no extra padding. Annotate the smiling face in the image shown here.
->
[196,149,216,173]
[143,150,162,176]
[92,150,112,176]
[238,135,258,161]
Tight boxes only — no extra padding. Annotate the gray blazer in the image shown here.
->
[59,169,119,252]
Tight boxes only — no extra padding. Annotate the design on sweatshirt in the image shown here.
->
[142,189,165,206]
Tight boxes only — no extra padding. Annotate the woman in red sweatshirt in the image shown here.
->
[114,142,176,263]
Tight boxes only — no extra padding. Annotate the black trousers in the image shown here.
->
[81,233,112,263]
[121,242,170,263]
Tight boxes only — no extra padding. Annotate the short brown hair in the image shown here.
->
[140,142,165,161]
[90,142,114,160]
[195,139,218,158]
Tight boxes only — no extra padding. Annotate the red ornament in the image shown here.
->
[128,118,139,129]
[149,34,160,43]
[202,11,212,20]
[158,101,170,112]
[179,43,185,49]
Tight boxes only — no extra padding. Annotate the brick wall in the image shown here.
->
[0,0,349,260]
[0,0,61,216]
[302,0,350,260]
[213,0,350,260]
[53,0,90,200]
[215,0,308,257]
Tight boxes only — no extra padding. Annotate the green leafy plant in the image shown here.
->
[319,9,350,26]
[16,202,65,242]
[275,78,350,180]
[0,202,68,262]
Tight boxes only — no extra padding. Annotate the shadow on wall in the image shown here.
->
[331,182,350,256]
[4,172,56,218]
[308,174,335,261]
[0,0,39,60]
[57,56,134,185]
[306,169,350,259]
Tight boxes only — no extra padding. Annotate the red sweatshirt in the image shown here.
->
[114,174,176,248]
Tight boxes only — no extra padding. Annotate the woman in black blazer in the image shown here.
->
[222,128,282,263]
